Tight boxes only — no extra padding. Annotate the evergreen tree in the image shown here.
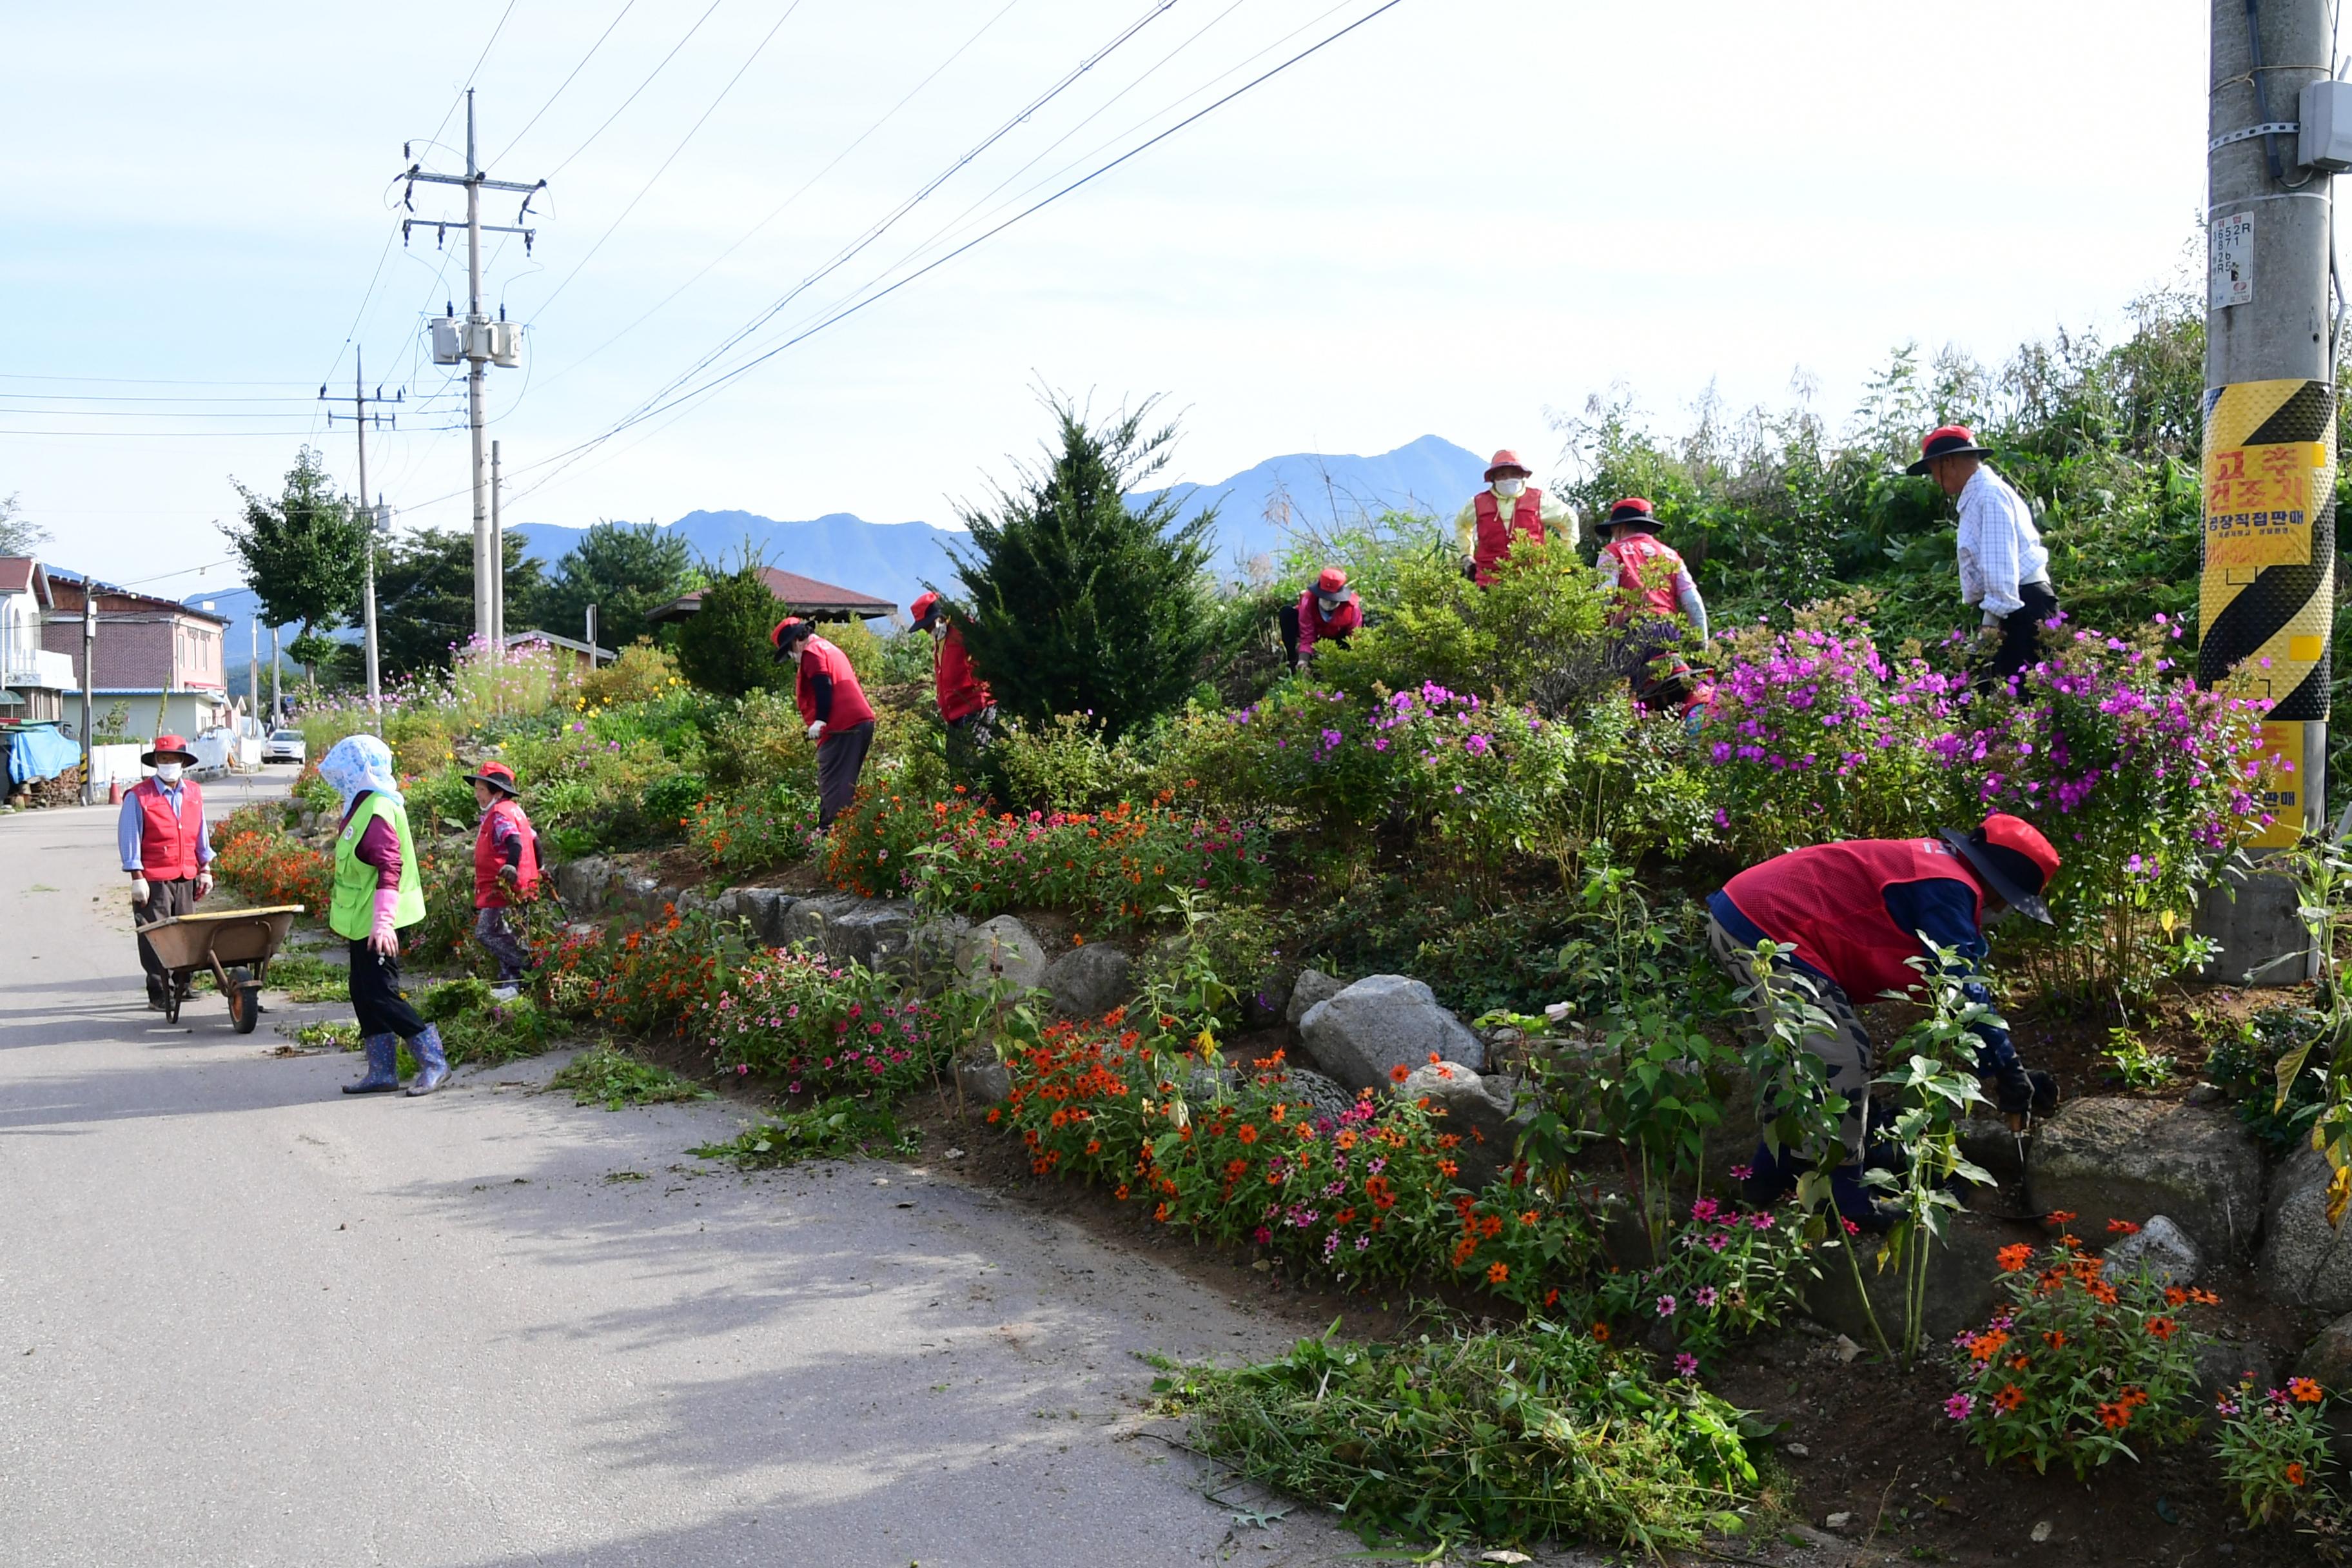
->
[538,520,692,652]
[943,395,1213,738]
[674,552,783,698]
[222,447,365,641]
[373,527,545,675]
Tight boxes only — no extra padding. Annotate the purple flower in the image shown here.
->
[1673,1353,1700,1378]
[1656,1294,1678,1317]
[1944,1393,1975,1422]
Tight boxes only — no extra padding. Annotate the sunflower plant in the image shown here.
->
[1944,1215,2211,1478]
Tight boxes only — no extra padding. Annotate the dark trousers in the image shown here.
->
[1979,580,2059,693]
[475,906,533,981]
[348,939,428,1039]
[817,720,876,830]
[135,877,198,983]
[1277,603,1349,669]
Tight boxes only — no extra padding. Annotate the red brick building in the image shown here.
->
[42,575,233,738]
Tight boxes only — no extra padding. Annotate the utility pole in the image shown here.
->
[248,618,259,735]
[491,438,505,652]
[320,348,400,730]
[78,588,95,804]
[270,627,281,724]
[2200,0,2340,982]
[402,92,543,658]
[585,603,598,669]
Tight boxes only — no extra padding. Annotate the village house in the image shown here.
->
[0,558,80,722]
[41,572,235,740]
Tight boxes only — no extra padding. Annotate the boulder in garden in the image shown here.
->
[1275,1066,1358,1128]
[2259,1147,2352,1315]
[1297,974,1484,1093]
[1286,968,1342,1026]
[1801,1211,2029,1346]
[1044,943,1132,1017]
[2295,1310,2352,1389]
[718,887,801,948]
[779,893,871,963]
[1396,1061,1529,1189]
[955,914,1048,995]
[2023,1097,2263,1262]
[2101,1215,2202,1291]
[550,854,618,912]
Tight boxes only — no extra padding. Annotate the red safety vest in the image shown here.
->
[1602,533,1687,623]
[1295,589,1363,654]
[1471,487,1545,585]
[1719,838,1982,1002]
[934,622,991,724]
[796,634,876,741]
[473,797,540,910]
[132,776,205,881]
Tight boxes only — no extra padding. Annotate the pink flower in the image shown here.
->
[1673,1353,1700,1377]
[1944,1393,1975,1421]
[1656,1294,1678,1317]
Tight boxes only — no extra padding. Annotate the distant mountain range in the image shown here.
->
[192,435,1491,671]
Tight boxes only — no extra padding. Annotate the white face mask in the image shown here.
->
[153,762,183,784]
[1492,477,1527,499]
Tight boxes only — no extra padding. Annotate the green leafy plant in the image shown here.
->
[691,1097,915,1166]
[2101,1024,2175,1091]
[547,1046,714,1110]
[1945,1217,2211,1479]
[1594,1199,1818,1368]
[2213,1375,2340,1525]
[697,948,943,1100]
[1153,1320,1763,1554]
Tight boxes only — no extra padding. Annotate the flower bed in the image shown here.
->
[698,947,944,1099]
[209,806,332,912]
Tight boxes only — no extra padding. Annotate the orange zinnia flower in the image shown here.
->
[1486,1262,1509,1285]
[1236,1124,1258,1145]
[2289,1377,2324,1404]
[1388,1064,1410,1083]
[2046,1210,2077,1226]
[1591,1322,1611,1343]
[2146,1316,2177,1341]
[2106,1218,2141,1235]
[2096,1402,2132,1431]
[1993,1384,2026,1414]
[2288,1462,2308,1487]
[1996,1243,2034,1272]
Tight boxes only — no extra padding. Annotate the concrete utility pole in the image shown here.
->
[320,348,400,729]
[78,589,95,804]
[270,627,280,724]
[399,93,544,658]
[2199,0,2340,983]
[585,603,598,669]
[491,438,505,652]
[248,618,258,734]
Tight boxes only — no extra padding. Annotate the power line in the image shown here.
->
[0,372,315,387]
[530,0,808,319]
[544,0,730,182]
[489,0,642,168]
[506,0,1412,507]
[521,0,1022,393]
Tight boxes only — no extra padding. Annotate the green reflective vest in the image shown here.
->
[329,791,426,940]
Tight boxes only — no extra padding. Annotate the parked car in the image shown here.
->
[262,729,306,765]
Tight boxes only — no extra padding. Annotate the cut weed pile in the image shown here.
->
[692,1097,916,1168]
[1153,1318,1772,1554]
[548,1046,713,1110]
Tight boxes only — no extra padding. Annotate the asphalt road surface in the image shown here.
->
[0,774,1375,1567]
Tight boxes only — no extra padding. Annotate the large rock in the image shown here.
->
[717,887,801,948]
[955,914,1048,995]
[616,873,668,918]
[2024,1097,2264,1262]
[2259,1147,2352,1315]
[1396,1062,1529,1189]
[832,901,914,970]
[550,854,618,912]
[1273,1067,1359,1128]
[1802,1211,2030,1347]
[1044,943,1132,1018]
[899,913,972,984]
[2102,1215,2203,1291]
[778,894,872,963]
[952,1054,1012,1107]
[1297,975,1484,1093]
[2295,1311,2352,1388]
[1286,968,1343,1026]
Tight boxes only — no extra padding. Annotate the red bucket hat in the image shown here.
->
[1603,497,1658,531]
[1484,449,1532,482]
[769,616,812,654]
[1906,424,1992,476]
[142,734,198,767]
[464,760,521,797]
[1938,812,2060,924]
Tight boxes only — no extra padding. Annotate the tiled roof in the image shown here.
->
[647,566,895,624]
[0,558,37,596]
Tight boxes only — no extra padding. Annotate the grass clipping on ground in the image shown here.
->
[1153,1319,1770,1554]
[548,1046,714,1110]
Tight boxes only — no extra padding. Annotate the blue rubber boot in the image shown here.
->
[342,1033,402,1095]
[404,1024,451,1096]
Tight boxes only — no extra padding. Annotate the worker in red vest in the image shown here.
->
[465,761,541,1001]
[773,616,877,830]
[909,591,995,744]
[1706,813,2061,1227]
[119,734,211,1011]
[1596,496,1710,712]
[1279,567,1363,669]
[1453,449,1577,585]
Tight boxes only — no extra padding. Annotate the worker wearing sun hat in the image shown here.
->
[1704,812,2063,1228]
[773,616,876,830]
[122,734,213,1010]
[1909,424,2057,689]
[908,591,995,746]
[1453,449,1577,586]
[1280,567,1363,669]
[1594,497,1709,712]
[464,760,542,1001]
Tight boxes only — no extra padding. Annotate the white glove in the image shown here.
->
[807,721,825,741]
[130,876,150,906]
[195,871,214,899]
[1981,610,2002,628]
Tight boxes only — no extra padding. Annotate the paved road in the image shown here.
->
[0,778,1364,1567]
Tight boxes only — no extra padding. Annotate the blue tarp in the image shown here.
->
[6,725,81,785]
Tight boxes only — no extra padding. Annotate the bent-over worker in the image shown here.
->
[1706,812,2062,1227]
[1909,424,2057,690]
[774,616,877,830]
[121,734,213,1012]
[1453,449,1576,585]
[1595,496,1709,712]
[1280,567,1362,669]
[909,591,995,744]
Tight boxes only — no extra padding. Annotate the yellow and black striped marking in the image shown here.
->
[2199,377,2334,720]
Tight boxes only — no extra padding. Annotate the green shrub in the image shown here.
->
[581,643,685,708]
[994,710,1152,812]
[688,779,822,877]
[699,948,945,1099]
[1155,1322,1762,1553]
[675,554,785,698]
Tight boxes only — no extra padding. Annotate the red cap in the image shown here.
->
[1484,449,1531,482]
[1983,812,2059,881]
[909,591,941,626]
[769,616,810,650]
[1314,567,1349,595]
[1938,811,2061,923]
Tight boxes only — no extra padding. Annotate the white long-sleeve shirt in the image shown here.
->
[1596,541,1710,640]
[1452,487,1580,554]
[1955,466,2050,618]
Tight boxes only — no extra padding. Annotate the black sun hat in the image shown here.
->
[1906,424,1993,476]
[1937,812,2060,925]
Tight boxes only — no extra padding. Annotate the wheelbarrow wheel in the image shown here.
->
[164,984,181,1024]
[228,979,262,1034]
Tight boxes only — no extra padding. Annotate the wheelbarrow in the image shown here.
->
[135,905,304,1032]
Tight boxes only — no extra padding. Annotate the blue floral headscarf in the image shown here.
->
[318,734,402,812]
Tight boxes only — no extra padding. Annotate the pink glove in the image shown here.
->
[370,887,400,954]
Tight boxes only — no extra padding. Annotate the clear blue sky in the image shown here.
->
[2,1,2210,593]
